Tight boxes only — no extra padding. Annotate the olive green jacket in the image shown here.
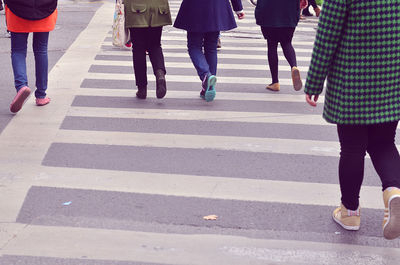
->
[124,0,172,28]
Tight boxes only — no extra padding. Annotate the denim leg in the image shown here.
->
[203,31,219,76]
[33,32,49,98]
[11,32,29,92]
[187,31,211,80]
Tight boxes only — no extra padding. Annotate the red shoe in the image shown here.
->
[36,97,51,106]
[10,86,31,113]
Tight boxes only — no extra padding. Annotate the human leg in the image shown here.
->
[32,32,49,100]
[187,31,211,80]
[367,122,400,239]
[203,31,219,76]
[279,28,297,68]
[367,122,400,189]
[332,124,367,230]
[337,124,368,211]
[187,31,216,101]
[266,40,279,84]
[261,27,280,91]
[202,31,219,101]
[10,32,31,113]
[130,27,148,99]
[11,32,29,91]
[279,28,302,91]
[147,26,167,99]
[147,27,166,75]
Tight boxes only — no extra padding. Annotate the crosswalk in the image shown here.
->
[1,0,400,264]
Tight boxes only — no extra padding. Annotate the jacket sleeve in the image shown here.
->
[230,0,243,12]
[304,0,347,95]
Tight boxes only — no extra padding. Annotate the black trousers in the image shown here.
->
[337,121,400,210]
[261,27,297,84]
[129,27,166,88]
[304,0,318,11]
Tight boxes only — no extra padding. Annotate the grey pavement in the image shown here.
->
[1,1,400,264]
[0,0,103,133]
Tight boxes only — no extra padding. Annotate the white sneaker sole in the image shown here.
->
[384,195,400,240]
[332,214,360,231]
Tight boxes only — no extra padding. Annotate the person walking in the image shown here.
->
[174,0,245,102]
[124,0,172,100]
[0,0,4,11]
[255,0,302,92]
[302,0,321,17]
[4,0,57,113]
[305,0,400,240]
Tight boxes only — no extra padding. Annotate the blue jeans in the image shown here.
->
[187,31,219,80]
[11,32,49,98]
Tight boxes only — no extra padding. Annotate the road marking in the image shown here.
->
[105,33,316,46]
[102,43,313,53]
[67,107,328,126]
[99,50,313,62]
[0,0,114,222]
[93,60,310,72]
[85,72,304,86]
[2,224,398,264]
[55,129,340,156]
[76,88,321,102]
[32,166,383,209]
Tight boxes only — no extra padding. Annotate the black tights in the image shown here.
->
[261,27,297,84]
[337,122,400,210]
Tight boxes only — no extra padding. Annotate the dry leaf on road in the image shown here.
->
[203,215,218,220]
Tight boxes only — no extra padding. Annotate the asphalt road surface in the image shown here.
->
[1,1,400,264]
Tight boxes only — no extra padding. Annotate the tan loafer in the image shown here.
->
[291,66,303,91]
[266,82,280,92]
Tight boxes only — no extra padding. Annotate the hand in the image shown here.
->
[237,12,245,20]
[306,94,319,107]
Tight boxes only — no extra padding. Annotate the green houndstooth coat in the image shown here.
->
[304,0,400,125]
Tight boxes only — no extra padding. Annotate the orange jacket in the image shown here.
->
[5,5,57,33]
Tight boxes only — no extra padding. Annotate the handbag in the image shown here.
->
[112,0,130,48]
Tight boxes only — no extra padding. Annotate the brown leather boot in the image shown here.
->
[155,69,167,99]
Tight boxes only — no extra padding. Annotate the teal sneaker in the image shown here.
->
[201,74,216,102]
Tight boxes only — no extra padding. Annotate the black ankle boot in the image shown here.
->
[155,69,167,99]
[136,86,147,99]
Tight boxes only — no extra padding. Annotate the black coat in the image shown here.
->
[5,0,57,20]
